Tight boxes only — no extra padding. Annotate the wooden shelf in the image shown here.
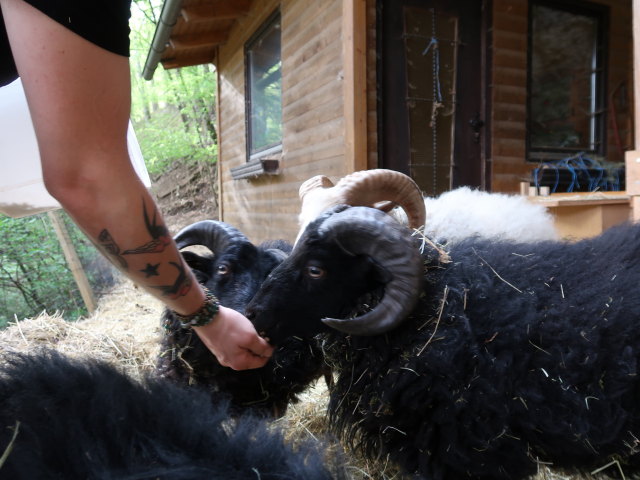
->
[528,192,631,240]
[528,191,630,207]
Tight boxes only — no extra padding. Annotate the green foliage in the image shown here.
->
[129,1,219,176]
[0,212,118,328]
[133,106,218,176]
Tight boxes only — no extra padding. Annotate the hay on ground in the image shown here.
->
[0,279,162,379]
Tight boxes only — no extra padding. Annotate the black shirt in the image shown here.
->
[1,0,132,87]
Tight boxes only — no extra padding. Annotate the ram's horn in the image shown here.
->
[174,220,249,255]
[298,175,334,199]
[299,169,426,230]
[316,206,423,335]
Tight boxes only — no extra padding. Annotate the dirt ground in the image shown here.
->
[149,158,219,233]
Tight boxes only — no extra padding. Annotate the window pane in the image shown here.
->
[248,16,282,156]
[530,5,599,152]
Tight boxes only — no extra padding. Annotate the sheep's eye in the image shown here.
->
[306,265,325,279]
[217,264,230,275]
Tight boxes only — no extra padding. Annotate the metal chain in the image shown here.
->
[430,8,439,194]
[420,9,446,195]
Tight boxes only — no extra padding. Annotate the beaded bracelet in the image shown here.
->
[173,288,220,329]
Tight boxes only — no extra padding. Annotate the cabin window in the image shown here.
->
[527,1,607,162]
[245,11,282,161]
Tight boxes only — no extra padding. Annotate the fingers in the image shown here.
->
[223,335,274,371]
[216,344,271,370]
[247,334,275,359]
[225,351,271,371]
[193,306,275,371]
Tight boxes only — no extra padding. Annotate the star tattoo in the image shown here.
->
[140,263,160,278]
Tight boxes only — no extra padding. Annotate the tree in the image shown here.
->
[129,0,218,176]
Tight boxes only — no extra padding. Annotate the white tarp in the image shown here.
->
[0,78,150,218]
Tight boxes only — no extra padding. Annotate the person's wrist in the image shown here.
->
[172,287,220,329]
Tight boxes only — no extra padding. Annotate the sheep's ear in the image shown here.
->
[334,241,392,284]
[265,248,289,263]
[180,251,214,278]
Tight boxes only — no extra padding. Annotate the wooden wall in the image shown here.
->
[215,0,633,242]
[217,0,346,243]
[605,0,634,161]
[490,0,529,192]
[490,0,633,192]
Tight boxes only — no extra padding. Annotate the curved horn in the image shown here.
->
[313,207,423,335]
[335,169,426,230]
[298,170,426,231]
[297,175,339,242]
[298,175,335,199]
[173,220,249,255]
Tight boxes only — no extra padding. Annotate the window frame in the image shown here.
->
[526,0,609,162]
[244,9,283,163]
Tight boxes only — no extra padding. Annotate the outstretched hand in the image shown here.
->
[194,306,274,370]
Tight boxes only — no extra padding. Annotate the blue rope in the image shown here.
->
[533,153,621,193]
[422,37,443,103]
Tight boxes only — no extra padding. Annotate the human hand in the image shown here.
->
[193,305,274,370]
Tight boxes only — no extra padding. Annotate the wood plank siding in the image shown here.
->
[217,0,348,243]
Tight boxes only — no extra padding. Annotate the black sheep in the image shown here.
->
[0,350,342,480]
[246,205,640,479]
[157,220,326,417]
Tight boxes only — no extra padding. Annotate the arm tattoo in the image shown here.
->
[97,199,191,297]
[140,263,160,277]
[151,261,193,299]
[98,229,128,270]
[123,200,171,255]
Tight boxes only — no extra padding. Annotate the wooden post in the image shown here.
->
[628,0,640,221]
[215,48,224,222]
[343,0,368,173]
[634,0,640,145]
[47,210,97,314]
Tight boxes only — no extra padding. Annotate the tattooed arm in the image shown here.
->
[3,0,272,370]
[96,196,273,371]
[94,195,273,371]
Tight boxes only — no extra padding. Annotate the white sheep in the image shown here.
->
[392,186,559,244]
[298,170,558,245]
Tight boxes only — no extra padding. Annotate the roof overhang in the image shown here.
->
[143,0,252,80]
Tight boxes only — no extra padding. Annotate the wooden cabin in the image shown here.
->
[144,0,636,243]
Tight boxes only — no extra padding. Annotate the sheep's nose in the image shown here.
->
[245,309,269,338]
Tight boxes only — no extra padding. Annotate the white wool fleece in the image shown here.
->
[393,187,558,245]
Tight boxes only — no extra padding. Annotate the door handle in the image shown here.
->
[469,113,484,143]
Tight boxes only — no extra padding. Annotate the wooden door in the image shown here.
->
[378,0,487,196]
